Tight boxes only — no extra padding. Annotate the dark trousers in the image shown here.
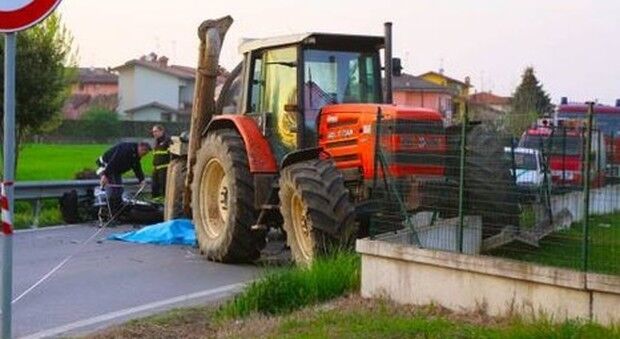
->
[152,168,167,198]
[105,173,123,214]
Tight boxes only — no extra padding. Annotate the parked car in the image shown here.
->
[504,147,547,202]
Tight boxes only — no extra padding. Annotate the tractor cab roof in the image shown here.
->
[238,33,385,54]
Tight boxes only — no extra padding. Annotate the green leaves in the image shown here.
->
[0,14,76,142]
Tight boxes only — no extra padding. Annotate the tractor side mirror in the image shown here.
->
[392,58,403,77]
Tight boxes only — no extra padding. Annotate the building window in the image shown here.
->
[161,112,172,122]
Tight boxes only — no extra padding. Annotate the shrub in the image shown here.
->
[80,107,122,141]
[217,252,360,320]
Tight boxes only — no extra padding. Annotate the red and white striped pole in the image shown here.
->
[1,182,13,236]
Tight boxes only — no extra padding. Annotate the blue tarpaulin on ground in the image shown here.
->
[109,219,196,246]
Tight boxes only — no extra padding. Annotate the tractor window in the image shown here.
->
[303,49,379,144]
[248,47,299,158]
[249,57,263,112]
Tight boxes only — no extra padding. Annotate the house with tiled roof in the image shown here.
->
[469,91,512,122]
[63,67,118,119]
[391,73,454,122]
[419,70,472,118]
[114,53,197,122]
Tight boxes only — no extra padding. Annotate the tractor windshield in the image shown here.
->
[304,49,379,107]
[303,49,380,143]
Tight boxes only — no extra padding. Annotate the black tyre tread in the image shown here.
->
[279,159,356,264]
[164,158,187,220]
[191,129,265,263]
[464,125,521,237]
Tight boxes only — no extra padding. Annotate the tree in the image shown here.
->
[80,107,121,142]
[511,67,553,117]
[0,14,76,166]
[507,67,553,135]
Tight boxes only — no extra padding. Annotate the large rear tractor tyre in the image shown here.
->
[164,158,187,220]
[279,159,356,266]
[191,129,265,263]
[464,125,521,238]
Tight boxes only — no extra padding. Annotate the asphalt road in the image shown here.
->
[1,224,260,338]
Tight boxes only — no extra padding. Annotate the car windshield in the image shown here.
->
[509,152,538,171]
[520,135,547,150]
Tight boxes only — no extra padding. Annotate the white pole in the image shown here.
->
[2,32,16,339]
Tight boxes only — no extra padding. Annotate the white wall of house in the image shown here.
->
[134,67,181,110]
[117,68,135,120]
[117,65,195,121]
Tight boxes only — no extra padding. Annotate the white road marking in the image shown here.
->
[19,282,245,339]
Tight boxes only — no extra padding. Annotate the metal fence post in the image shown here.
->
[457,104,468,253]
[2,32,17,339]
[582,102,594,272]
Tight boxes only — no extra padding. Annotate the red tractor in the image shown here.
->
[165,16,519,265]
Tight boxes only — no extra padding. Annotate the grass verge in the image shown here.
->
[216,252,360,320]
[90,296,620,339]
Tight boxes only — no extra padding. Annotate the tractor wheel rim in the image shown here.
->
[201,158,228,238]
[291,192,313,263]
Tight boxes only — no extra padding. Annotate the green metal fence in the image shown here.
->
[367,102,620,276]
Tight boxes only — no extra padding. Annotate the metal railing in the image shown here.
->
[14,178,148,228]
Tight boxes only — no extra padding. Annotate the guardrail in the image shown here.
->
[14,178,150,228]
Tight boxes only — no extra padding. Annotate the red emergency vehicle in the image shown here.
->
[520,118,606,188]
[555,98,620,176]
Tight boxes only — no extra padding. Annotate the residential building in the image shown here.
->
[469,91,512,122]
[63,67,118,119]
[392,73,454,122]
[114,53,196,122]
[419,71,472,118]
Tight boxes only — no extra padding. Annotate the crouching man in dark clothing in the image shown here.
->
[96,142,151,214]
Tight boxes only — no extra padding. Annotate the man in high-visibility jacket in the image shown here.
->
[151,124,171,198]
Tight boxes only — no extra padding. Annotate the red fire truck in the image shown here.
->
[555,98,620,177]
[519,118,607,188]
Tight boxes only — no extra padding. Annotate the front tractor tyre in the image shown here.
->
[191,129,265,263]
[279,159,356,266]
[164,157,187,220]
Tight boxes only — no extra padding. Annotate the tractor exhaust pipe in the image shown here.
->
[184,16,233,213]
[384,22,393,104]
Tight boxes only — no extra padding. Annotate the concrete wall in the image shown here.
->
[357,237,620,325]
[536,184,620,227]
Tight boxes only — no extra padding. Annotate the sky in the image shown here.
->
[58,0,619,104]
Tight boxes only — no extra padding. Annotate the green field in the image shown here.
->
[491,213,620,275]
[14,143,153,181]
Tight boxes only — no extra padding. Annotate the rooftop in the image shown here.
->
[238,32,384,53]
[113,53,196,80]
[77,67,118,85]
[419,71,471,87]
[391,73,451,93]
[470,91,511,105]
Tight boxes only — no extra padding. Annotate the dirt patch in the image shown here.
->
[88,306,216,339]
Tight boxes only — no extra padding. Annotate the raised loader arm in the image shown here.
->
[183,16,233,214]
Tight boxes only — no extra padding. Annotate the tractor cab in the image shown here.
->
[229,33,385,160]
